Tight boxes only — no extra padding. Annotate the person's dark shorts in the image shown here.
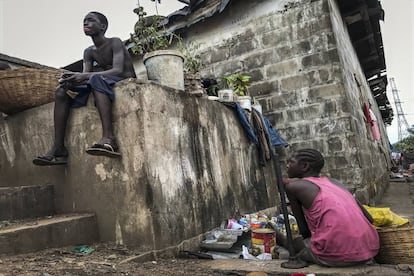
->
[67,74,124,108]
[295,238,374,267]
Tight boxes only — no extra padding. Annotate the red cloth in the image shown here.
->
[363,103,373,123]
[303,177,379,262]
[363,103,380,140]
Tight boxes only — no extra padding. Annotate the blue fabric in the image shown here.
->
[262,115,288,147]
[68,74,124,108]
[223,102,288,166]
[227,102,288,148]
[234,103,258,144]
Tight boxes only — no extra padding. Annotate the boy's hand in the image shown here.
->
[58,72,75,86]
[59,72,89,86]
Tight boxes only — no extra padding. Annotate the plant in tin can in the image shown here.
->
[222,74,251,96]
[179,41,203,74]
[129,5,180,55]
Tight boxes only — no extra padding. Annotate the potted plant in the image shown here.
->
[129,5,184,90]
[221,74,252,110]
[179,41,204,97]
[223,74,251,96]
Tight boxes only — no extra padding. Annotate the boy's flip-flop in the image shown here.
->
[32,155,68,166]
[86,143,121,158]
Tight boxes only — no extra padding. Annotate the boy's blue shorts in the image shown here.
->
[67,74,124,108]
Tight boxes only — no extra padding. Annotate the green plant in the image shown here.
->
[393,135,414,152]
[179,41,203,74]
[129,6,180,55]
[222,74,251,96]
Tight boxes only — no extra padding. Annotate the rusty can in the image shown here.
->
[251,228,276,258]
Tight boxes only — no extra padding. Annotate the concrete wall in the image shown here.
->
[146,0,391,204]
[0,0,392,251]
[0,80,278,250]
[327,0,391,202]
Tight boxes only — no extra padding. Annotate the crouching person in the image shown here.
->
[278,148,379,267]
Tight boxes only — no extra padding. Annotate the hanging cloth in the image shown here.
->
[363,103,380,141]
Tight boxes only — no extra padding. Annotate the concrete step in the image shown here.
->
[0,185,55,220]
[0,213,99,255]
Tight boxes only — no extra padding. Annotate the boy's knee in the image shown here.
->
[55,87,70,101]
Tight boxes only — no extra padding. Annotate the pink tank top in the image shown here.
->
[302,177,379,262]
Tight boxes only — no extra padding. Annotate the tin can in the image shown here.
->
[218,89,234,102]
[251,228,276,258]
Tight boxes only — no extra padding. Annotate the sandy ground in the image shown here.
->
[0,180,413,276]
[0,243,216,276]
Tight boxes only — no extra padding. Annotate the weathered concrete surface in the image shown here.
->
[0,80,278,251]
[0,184,55,220]
[200,259,413,275]
[0,173,412,274]
[0,213,98,255]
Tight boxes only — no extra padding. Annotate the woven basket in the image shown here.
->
[375,226,414,264]
[0,68,62,115]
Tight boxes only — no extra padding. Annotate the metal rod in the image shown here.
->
[272,148,296,258]
[270,147,307,269]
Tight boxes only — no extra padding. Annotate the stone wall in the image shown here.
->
[0,80,278,250]
[327,0,390,202]
[147,0,392,203]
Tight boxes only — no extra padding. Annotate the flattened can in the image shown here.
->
[251,228,276,258]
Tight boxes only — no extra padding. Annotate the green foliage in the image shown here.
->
[179,41,203,74]
[222,74,251,96]
[129,6,180,55]
[393,135,414,152]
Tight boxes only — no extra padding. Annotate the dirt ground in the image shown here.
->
[0,179,413,276]
[0,243,218,276]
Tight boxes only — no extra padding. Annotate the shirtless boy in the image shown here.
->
[33,11,136,165]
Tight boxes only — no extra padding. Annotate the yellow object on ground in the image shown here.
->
[363,205,409,227]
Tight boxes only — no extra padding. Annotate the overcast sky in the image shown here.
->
[381,0,414,143]
[0,0,184,66]
[0,0,412,143]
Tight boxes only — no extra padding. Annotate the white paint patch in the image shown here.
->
[133,145,143,172]
[181,157,196,181]
[94,163,111,181]
[150,152,184,200]
[115,219,124,246]
[0,123,16,166]
[121,173,130,182]
[79,131,87,140]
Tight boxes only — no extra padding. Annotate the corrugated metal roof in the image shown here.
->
[162,0,231,31]
[0,53,56,69]
[337,0,392,124]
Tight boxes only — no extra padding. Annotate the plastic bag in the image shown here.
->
[363,205,409,227]
[242,245,272,260]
